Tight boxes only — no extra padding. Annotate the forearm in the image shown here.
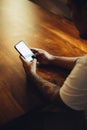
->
[30,73,60,101]
[50,56,79,70]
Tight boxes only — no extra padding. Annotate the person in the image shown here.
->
[19,0,87,111]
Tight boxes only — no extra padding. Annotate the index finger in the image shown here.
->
[31,48,40,53]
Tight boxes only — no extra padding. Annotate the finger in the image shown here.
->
[31,48,40,53]
[19,55,29,66]
[19,55,26,62]
[32,58,37,64]
[31,59,37,68]
[31,48,38,51]
[19,55,25,63]
[37,61,40,66]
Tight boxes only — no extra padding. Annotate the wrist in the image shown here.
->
[29,71,37,78]
[48,55,58,65]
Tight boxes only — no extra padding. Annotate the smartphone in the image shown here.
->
[14,41,36,61]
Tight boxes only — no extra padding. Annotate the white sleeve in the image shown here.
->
[60,55,87,110]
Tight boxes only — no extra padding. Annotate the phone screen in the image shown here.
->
[14,41,35,61]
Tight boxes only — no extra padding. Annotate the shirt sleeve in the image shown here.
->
[60,55,87,110]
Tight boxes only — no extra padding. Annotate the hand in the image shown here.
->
[31,48,53,66]
[20,56,37,77]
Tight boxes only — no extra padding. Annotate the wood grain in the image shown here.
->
[0,0,87,124]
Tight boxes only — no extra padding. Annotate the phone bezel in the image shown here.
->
[14,41,36,60]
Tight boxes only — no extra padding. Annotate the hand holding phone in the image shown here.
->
[14,41,36,62]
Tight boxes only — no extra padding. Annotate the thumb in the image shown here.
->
[32,58,37,66]
[31,59,37,72]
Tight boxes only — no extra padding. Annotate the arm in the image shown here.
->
[31,48,79,70]
[20,55,80,109]
[50,56,79,70]
[29,72,60,101]
[20,56,60,102]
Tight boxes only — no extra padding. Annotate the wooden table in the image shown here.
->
[0,0,87,125]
